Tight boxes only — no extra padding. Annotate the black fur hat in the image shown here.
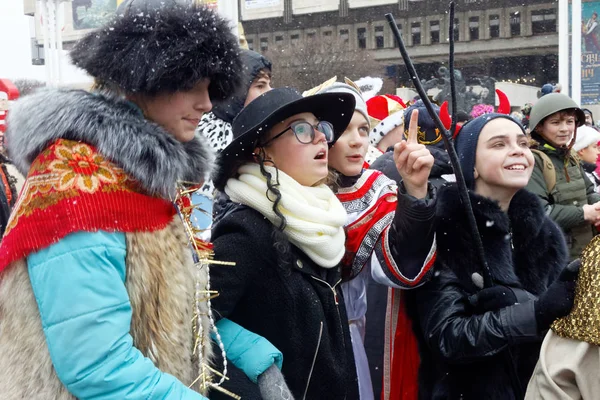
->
[70,0,243,100]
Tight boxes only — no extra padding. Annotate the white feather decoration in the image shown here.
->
[355,76,384,101]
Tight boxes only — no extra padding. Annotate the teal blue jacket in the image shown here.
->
[28,230,206,399]
[27,230,282,399]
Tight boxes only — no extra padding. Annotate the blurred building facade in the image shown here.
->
[241,0,558,87]
[20,0,558,91]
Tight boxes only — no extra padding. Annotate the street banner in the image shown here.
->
[580,1,600,104]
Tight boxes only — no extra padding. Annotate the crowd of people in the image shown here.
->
[0,1,599,399]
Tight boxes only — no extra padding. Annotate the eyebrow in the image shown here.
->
[286,117,318,126]
[486,134,527,142]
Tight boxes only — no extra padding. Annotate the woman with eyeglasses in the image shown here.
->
[208,87,359,399]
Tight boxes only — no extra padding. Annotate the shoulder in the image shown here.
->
[369,151,400,182]
[212,206,275,245]
[28,231,126,267]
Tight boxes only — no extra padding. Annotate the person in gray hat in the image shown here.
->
[525,93,600,260]
[308,79,436,400]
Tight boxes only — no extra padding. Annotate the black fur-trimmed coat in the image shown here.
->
[407,185,568,400]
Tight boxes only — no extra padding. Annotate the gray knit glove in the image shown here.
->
[257,364,295,400]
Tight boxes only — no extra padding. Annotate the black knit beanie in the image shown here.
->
[455,114,524,189]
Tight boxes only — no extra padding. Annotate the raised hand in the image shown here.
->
[393,109,435,199]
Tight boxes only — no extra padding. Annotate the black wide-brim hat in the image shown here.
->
[213,87,356,190]
[70,0,242,100]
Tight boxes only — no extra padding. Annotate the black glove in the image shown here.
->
[469,285,536,313]
[534,259,581,330]
[469,286,518,313]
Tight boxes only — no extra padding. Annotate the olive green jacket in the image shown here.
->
[526,146,600,259]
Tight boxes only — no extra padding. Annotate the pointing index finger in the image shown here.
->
[407,109,419,145]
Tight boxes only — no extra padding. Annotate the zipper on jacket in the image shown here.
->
[302,321,324,400]
[310,275,348,371]
[310,276,342,305]
[310,277,345,344]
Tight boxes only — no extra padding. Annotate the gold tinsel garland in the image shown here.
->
[174,182,239,399]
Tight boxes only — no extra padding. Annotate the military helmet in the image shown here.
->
[529,93,585,132]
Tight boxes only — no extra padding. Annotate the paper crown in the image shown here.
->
[367,94,407,145]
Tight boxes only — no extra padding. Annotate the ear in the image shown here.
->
[473,167,479,180]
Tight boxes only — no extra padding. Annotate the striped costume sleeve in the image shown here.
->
[371,229,436,289]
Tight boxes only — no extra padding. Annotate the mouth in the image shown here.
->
[314,149,327,160]
[347,154,363,162]
[504,164,527,171]
[184,117,201,126]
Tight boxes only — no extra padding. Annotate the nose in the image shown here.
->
[194,90,212,113]
[509,143,525,156]
[313,125,328,143]
[347,129,362,147]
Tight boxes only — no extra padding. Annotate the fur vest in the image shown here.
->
[0,89,214,398]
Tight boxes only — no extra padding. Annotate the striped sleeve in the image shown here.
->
[371,229,436,289]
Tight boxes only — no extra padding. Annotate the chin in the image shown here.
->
[503,178,529,189]
[341,165,362,177]
[176,133,195,143]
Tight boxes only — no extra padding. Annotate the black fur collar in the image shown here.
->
[6,88,213,199]
[438,185,547,245]
[436,184,566,293]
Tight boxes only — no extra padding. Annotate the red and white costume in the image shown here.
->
[336,169,436,400]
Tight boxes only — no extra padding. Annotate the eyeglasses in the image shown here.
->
[261,120,335,146]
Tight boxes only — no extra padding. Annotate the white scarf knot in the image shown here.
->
[225,164,347,268]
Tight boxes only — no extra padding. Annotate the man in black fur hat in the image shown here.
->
[0,1,292,399]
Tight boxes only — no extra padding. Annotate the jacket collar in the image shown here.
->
[438,184,547,245]
[5,88,213,199]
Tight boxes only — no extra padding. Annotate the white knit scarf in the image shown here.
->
[225,163,347,268]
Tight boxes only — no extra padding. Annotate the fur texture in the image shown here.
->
[436,185,568,294]
[5,88,213,199]
[0,219,209,398]
[70,3,242,100]
[126,218,213,391]
[406,185,569,400]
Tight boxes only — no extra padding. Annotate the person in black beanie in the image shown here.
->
[405,113,578,399]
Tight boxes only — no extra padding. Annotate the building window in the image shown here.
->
[275,35,284,46]
[247,38,254,50]
[510,11,521,36]
[393,23,403,47]
[357,27,367,49]
[411,22,421,45]
[469,16,480,40]
[340,29,350,43]
[307,31,316,40]
[260,37,268,51]
[532,9,557,35]
[291,34,300,45]
[375,26,385,48]
[489,15,500,38]
[430,20,440,44]
[324,30,333,37]
[453,18,460,41]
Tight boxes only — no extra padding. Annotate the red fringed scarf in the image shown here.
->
[0,139,176,271]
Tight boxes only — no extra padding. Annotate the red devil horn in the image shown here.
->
[440,101,452,130]
[496,89,511,114]
[452,124,463,139]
